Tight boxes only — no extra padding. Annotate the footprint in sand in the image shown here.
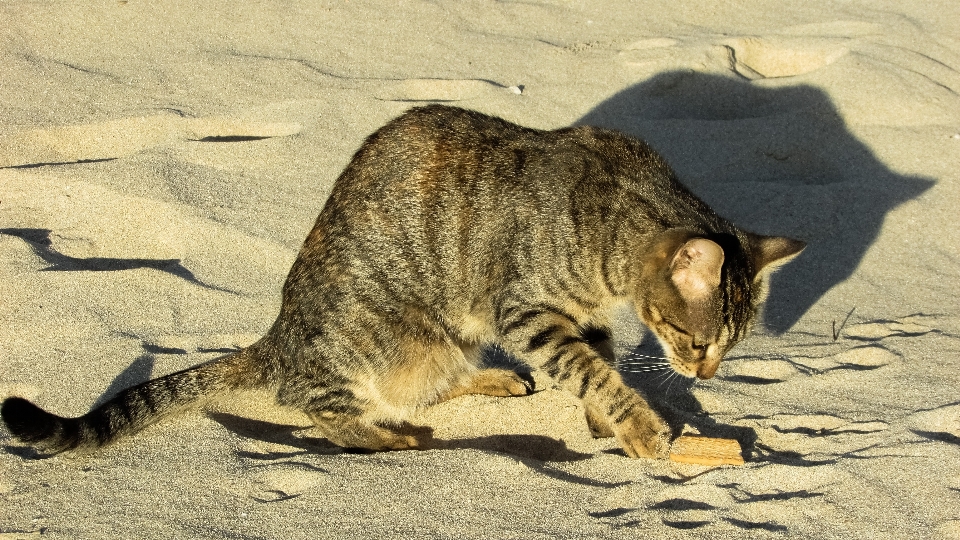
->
[0,115,301,169]
[646,484,731,530]
[724,36,848,79]
[721,342,899,386]
[721,358,801,385]
[250,464,329,502]
[374,78,514,102]
[908,403,960,445]
[751,413,887,438]
[746,412,888,461]
[843,314,937,341]
[238,441,331,503]
[824,345,899,369]
[789,344,899,374]
[643,484,798,532]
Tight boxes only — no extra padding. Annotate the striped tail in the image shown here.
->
[1,348,260,454]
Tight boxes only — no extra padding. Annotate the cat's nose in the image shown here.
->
[696,345,720,379]
[696,361,719,379]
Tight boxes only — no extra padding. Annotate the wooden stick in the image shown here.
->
[669,435,745,466]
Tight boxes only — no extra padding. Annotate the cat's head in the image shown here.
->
[634,229,805,379]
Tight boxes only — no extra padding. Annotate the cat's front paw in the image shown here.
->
[613,407,671,459]
[584,403,615,438]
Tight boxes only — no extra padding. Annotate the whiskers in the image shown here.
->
[615,352,673,374]
[616,351,693,394]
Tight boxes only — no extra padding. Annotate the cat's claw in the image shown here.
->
[499,371,535,396]
[613,409,671,459]
[383,434,421,451]
[472,368,533,396]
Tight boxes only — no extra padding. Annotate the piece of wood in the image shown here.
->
[669,435,745,466]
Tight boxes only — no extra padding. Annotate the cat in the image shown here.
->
[1,105,804,459]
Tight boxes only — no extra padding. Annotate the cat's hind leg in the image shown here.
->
[282,381,429,451]
[307,411,426,451]
[294,319,471,451]
[297,372,439,452]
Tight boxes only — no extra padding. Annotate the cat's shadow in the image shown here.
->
[578,71,934,332]
[207,411,595,464]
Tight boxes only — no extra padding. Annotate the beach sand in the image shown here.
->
[1,1,959,538]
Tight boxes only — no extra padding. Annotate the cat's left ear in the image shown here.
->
[748,234,806,279]
[670,238,725,301]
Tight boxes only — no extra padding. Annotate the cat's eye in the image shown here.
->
[664,320,709,354]
[665,321,689,336]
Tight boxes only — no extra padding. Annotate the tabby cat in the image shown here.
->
[1,105,804,459]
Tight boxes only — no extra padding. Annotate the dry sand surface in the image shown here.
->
[2,1,960,538]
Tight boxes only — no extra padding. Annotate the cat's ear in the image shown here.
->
[749,234,806,278]
[670,238,725,301]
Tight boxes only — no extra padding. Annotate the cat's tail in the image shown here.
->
[1,344,269,455]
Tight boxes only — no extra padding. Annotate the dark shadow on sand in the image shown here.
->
[0,227,241,295]
[209,410,596,462]
[91,353,157,408]
[578,71,934,332]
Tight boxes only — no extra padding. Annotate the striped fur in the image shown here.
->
[1,347,262,454]
[1,105,803,458]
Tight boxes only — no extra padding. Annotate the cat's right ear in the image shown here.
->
[670,238,725,301]
[749,234,806,279]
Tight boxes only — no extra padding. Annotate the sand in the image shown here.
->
[1,1,959,538]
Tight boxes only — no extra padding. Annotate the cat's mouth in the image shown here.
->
[668,345,722,379]
[673,361,722,379]
[669,359,699,379]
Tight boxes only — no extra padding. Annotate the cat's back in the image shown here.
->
[285,105,730,319]
[312,105,722,256]
[328,105,675,209]
[374,104,668,172]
